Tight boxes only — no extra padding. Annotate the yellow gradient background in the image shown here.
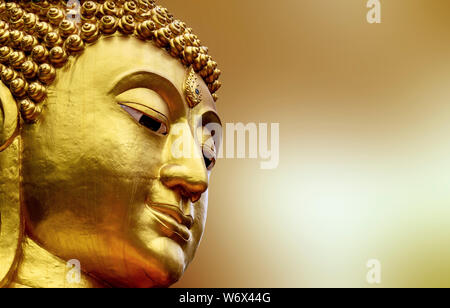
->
[160,0,450,287]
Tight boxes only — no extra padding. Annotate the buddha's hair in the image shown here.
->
[0,0,221,122]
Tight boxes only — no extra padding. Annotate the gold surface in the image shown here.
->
[0,138,21,287]
[0,1,222,288]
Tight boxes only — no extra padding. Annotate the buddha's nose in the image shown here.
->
[160,163,208,203]
[159,125,208,203]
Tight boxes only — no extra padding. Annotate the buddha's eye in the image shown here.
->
[202,138,217,171]
[120,104,168,136]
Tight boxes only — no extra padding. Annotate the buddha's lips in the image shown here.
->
[146,202,194,242]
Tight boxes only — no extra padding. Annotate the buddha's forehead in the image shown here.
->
[57,36,216,112]
[74,36,187,92]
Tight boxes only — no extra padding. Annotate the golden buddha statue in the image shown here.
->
[0,0,222,288]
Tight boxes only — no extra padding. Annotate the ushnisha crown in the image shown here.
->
[0,0,221,122]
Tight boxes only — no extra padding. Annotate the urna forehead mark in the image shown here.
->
[0,0,222,122]
[184,67,202,108]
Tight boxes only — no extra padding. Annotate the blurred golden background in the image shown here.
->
[160,0,450,287]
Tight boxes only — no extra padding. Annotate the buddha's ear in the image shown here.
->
[0,80,19,152]
[0,81,22,287]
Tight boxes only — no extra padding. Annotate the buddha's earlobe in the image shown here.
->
[0,80,18,152]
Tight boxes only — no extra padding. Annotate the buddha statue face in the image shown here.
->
[21,36,220,287]
[0,1,222,288]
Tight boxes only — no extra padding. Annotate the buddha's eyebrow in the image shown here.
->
[108,71,183,109]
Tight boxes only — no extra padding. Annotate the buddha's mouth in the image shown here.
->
[146,202,193,242]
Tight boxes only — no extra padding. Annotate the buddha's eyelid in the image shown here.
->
[121,101,169,122]
[115,86,170,119]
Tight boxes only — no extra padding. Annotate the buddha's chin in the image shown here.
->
[143,236,188,287]
[97,236,188,288]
